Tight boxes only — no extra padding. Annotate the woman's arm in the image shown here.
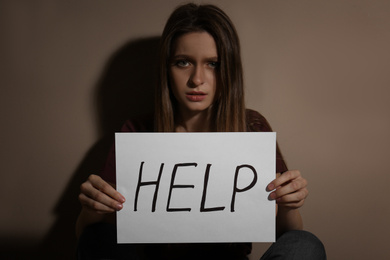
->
[76,174,126,238]
[267,170,308,237]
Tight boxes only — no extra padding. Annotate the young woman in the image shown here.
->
[77,3,326,260]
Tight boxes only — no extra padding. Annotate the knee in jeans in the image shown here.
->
[261,230,326,260]
[297,231,323,246]
[286,230,326,259]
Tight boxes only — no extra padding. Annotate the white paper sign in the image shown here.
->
[116,132,276,243]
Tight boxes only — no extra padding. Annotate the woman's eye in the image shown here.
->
[208,62,219,68]
[176,60,190,67]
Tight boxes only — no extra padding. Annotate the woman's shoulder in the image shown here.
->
[121,114,154,132]
[245,109,273,132]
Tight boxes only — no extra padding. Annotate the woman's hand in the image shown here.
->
[79,174,126,214]
[267,170,308,209]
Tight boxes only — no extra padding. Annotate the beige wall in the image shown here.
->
[1,0,389,259]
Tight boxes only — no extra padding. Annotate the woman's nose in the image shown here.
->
[188,66,204,87]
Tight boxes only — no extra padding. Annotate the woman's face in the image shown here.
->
[169,32,218,116]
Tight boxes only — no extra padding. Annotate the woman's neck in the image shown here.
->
[175,109,212,132]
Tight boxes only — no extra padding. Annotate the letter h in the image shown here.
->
[134,161,163,212]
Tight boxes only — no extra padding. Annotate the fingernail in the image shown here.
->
[268,192,276,200]
[120,196,126,203]
[267,184,274,191]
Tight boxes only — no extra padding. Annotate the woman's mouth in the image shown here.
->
[186,91,207,101]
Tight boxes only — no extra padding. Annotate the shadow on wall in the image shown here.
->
[2,37,160,260]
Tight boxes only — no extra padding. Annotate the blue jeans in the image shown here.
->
[77,223,326,260]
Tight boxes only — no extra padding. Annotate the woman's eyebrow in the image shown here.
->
[207,56,219,60]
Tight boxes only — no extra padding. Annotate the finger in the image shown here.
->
[88,175,126,203]
[276,195,306,209]
[276,188,308,205]
[80,180,124,211]
[267,170,301,191]
[79,193,117,214]
[266,173,281,191]
[270,177,307,200]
